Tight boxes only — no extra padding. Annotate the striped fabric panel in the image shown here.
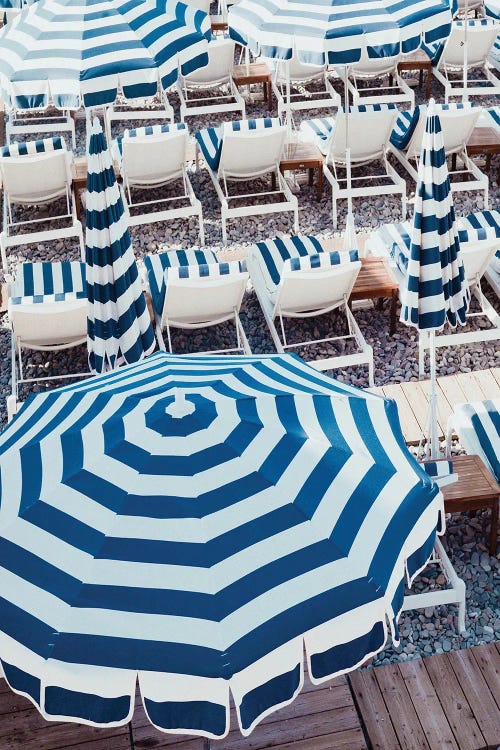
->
[420,39,443,64]
[454,399,500,481]
[9,261,86,304]
[0,136,65,158]
[283,249,359,274]
[144,249,219,315]
[400,106,469,331]
[114,122,187,165]
[167,260,247,280]
[253,235,325,293]
[422,460,454,478]
[458,209,500,272]
[486,0,500,19]
[375,221,412,274]
[0,350,443,737]
[486,106,500,130]
[228,0,453,66]
[196,118,281,171]
[86,117,155,374]
[0,0,211,109]
[390,102,473,152]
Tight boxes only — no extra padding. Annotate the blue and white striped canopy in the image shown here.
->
[0,0,211,109]
[228,0,453,65]
[0,352,444,738]
[86,116,155,374]
[400,100,469,330]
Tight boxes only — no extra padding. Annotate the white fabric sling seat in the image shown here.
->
[367,219,500,376]
[423,19,500,101]
[195,117,298,244]
[143,248,251,354]
[388,103,488,209]
[7,260,89,416]
[459,208,500,297]
[300,104,406,229]
[247,235,374,383]
[266,50,341,119]
[446,399,500,483]
[340,52,414,108]
[178,37,245,121]
[0,136,84,271]
[115,123,204,244]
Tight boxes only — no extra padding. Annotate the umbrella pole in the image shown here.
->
[429,330,439,458]
[286,59,292,140]
[343,65,356,250]
[128,721,135,750]
[462,0,469,102]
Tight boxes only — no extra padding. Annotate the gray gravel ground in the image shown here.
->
[0,58,499,667]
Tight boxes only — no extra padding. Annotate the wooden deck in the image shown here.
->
[1,644,498,750]
[369,368,500,444]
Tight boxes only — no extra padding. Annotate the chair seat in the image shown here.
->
[9,261,86,305]
[452,399,500,482]
[195,117,281,172]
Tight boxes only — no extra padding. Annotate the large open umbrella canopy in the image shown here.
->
[86,116,155,373]
[400,100,470,457]
[0,0,211,109]
[0,352,443,738]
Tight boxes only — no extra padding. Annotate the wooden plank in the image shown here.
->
[400,382,431,438]
[455,371,488,404]
[349,668,401,750]
[381,383,422,444]
[424,653,485,750]
[491,367,500,388]
[471,644,500,711]
[263,728,368,750]
[399,659,459,749]
[435,374,467,411]
[375,664,429,750]
[450,647,500,746]
[0,720,130,750]
[471,368,500,400]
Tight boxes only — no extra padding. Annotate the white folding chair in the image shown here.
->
[196,117,298,244]
[267,50,341,120]
[247,235,374,383]
[143,248,251,354]
[340,53,414,108]
[117,123,204,244]
[178,37,245,121]
[8,260,89,405]
[458,208,500,301]
[301,105,406,229]
[388,103,489,208]
[0,137,84,271]
[430,19,500,100]
[5,104,77,151]
[105,87,174,137]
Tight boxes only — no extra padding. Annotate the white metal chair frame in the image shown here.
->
[269,58,341,119]
[432,23,500,101]
[105,89,174,132]
[321,109,407,229]
[0,149,84,271]
[196,126,299,245]
[120,131,205,244]
[247,253,374,384]
[388,108,489,209]
[6,106,77,151]
[345,59,415,108]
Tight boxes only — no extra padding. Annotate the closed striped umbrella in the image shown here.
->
[400,100,469,456]
[0,0,211,109]
[0,351,444,738]
[86,116,155,374]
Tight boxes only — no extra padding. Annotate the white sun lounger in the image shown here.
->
[366,219,500,377]
[7,260,89,417]
[178,37,245,121]
[0,137,84,271]
[115,123,204,245]
[458,208,500,298]
[5,105,77,151]
[267,50,341,119]
[196,117,298,244]
[340,53,414,108]
[143,248,251,354]
[446,399,500,483]
[424,19,500,101]
[388,103,488,208]
[247,235,374,383]
[301,104,406,229]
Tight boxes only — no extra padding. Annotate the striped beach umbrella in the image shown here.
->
[0,0,211,110]
[0,351,444,738]
[86,116,155,373]
[400,99,469,456]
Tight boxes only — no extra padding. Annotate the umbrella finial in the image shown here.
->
[165,389,195,418]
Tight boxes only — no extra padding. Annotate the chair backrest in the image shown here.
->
[349,51,399,78]
[219,119,286,178]
[328,106,397,164]
[273,50,326,83]
[185,38,235,86]
[162,262,248,326]
[9,298,87,348]
[458,228,499,285]
[405,104,480,159]
[275,252,361,316]
[439,20,500,68]
[122,125,188,186]
[0,137,71,204]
